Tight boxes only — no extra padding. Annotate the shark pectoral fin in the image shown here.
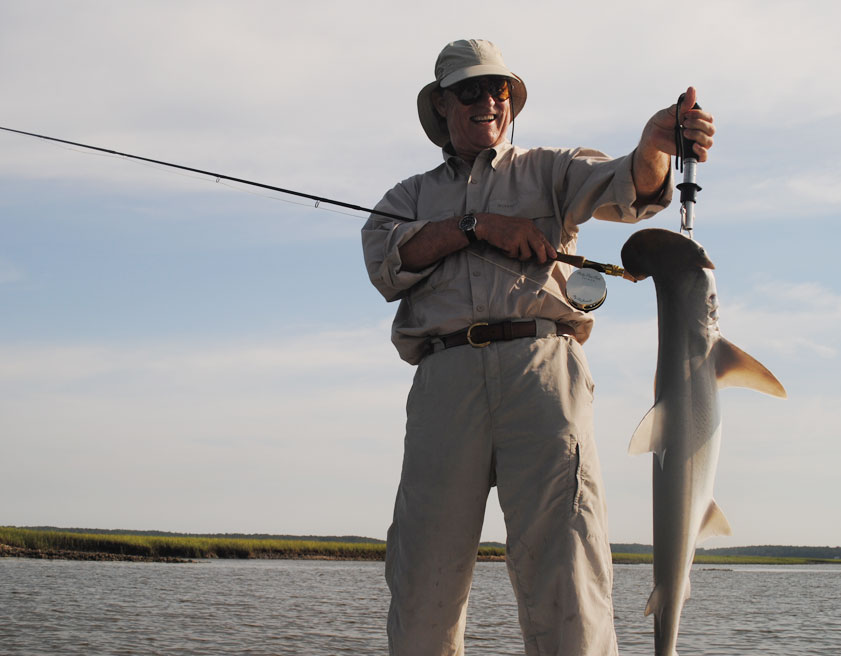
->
[628,404,667,467]
[713,338,787,398]
[697,498,733,543]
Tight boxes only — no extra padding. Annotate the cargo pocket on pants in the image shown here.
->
[572,440,583,514]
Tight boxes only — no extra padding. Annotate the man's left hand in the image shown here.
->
[633,86,715,199]
[640,86,715,161]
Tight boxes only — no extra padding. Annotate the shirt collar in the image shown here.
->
[442,140,513,171]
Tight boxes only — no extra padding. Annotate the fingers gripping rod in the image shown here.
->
[554,253,636,282]
[674,94,702,239]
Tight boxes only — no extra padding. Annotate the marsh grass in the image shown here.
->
[0,527,387,560]
[2,527,838,564]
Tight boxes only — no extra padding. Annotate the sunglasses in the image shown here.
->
[445,76,511,106]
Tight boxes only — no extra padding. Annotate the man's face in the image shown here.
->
[433,76,512,161]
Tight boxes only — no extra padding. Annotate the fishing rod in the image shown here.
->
[0,124,633,310]
[0,125,411,223]
[553,253,635,312]
[554,253,633,281]
[674,93,703,239]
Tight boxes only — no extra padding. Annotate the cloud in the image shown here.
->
[4,1,840,192]
[1,0,839,543]
[0,322,412,535]
[0,259,23,284]
[762,280,841,309]
[0,321,404,388]
[786,171,841,208]
[722,280,841,360]
[713,169,841,222]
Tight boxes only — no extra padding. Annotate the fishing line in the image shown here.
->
[467,250,567,305]
[466,250,628,312]
[21,133,362,219]
[52,137,363,220]
[1,124,630,309]
[0,125,412,222]
[211,178,373,221]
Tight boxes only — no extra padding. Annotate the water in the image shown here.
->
[1,558,839,655]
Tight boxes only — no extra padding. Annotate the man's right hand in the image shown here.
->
[474,213,557,263]
[399,213,556,272]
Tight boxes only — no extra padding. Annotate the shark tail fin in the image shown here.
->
[628,403,667,468]
[713,338,787,398]
[697,498,733,543]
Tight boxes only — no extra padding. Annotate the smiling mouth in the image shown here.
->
[471,114,496,123]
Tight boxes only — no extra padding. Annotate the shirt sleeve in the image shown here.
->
[558,148,673,228]
[361,178,439,302]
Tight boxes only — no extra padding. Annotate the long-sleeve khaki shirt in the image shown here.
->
[362,141,672,364]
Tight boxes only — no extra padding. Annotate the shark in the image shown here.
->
[620,228,786,656]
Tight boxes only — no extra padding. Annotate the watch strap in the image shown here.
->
[460,213,478,243]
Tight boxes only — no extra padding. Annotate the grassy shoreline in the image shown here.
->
[0,527,389,562]
[2,527,839,565]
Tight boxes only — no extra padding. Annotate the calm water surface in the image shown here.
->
[1,558,839,655]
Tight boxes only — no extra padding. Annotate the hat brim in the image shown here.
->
[417,72,527,148]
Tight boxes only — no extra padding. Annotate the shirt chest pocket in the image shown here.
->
[488,193,555,218]
[487,195,561,246]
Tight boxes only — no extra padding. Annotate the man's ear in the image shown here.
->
[431,90,448,118]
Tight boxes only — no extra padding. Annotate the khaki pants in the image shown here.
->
[386,323,617,656]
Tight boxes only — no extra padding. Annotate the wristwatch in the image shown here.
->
[459,213,478,243]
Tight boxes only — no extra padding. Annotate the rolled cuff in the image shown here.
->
[623,150,673,218]
[592,152,673,223]
[362,218,437,302]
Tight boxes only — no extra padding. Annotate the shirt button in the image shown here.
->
[476,305,485,312]
[472,270,481,276]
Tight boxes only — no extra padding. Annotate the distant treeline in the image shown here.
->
[611,542,841,560]
[698,545,841,560]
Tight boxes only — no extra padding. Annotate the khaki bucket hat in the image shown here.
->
[417,39,527,148]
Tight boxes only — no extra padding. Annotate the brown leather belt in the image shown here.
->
[439,320,575,349]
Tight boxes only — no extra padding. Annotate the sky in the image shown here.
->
[1,0,839,548]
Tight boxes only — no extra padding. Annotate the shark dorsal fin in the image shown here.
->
[713,338,787,398]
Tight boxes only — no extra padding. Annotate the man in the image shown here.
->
[361,39,714,656]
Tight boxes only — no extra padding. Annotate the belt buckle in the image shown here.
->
[466,322,490,348]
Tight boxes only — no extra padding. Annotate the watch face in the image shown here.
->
[459,214,477,231]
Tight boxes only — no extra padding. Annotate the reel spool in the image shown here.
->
[565,268,607,312]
